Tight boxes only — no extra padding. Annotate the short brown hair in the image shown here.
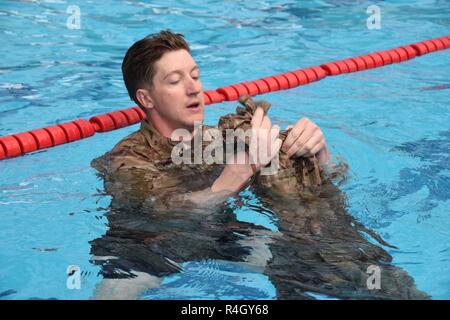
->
[122,30,191,108]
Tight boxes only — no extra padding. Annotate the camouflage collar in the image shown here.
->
[139,120,177,158]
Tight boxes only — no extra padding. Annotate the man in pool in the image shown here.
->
[90,30,428,299]
[89,29,330,298]
[94,30,331,209]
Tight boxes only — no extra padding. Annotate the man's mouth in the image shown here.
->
[186,102,202,112]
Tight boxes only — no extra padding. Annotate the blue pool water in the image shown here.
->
[0,0,449,299]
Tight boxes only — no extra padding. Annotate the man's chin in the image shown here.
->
[185,112,204,125]
[181,119,203,132]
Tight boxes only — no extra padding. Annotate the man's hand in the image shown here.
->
[212,107,282,193]
[281,117,327,159]
[249,106,282,171]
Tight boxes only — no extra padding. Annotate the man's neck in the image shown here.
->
[148,112,194,139]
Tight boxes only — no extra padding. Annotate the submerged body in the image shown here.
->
[90,97,428,299]
[219,96,428,299]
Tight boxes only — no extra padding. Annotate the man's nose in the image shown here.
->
[186,77,202,96]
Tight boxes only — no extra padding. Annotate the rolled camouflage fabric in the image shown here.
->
[218,95,322,198]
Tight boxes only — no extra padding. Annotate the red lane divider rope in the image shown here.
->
[0,107,145,160]
[203,35,448,105]
[1,35,449,161]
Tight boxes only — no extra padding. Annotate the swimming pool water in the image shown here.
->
[0,0,449,299]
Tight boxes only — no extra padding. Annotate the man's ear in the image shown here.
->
[136,89,154,111]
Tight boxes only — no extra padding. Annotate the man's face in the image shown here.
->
[147,49,204,132]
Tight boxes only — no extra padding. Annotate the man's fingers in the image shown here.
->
[251,124,281,167]
[309,140,326,156]
[251,107,264,129]
[261,115,271,130]
[267,125,279,155]
[270,125,280,141]
[282,119,307,152]
[286,140,300,158]
[286,126,315,157]
[295,141,315,158]
[272,138,282,159]
[294,134,323,158]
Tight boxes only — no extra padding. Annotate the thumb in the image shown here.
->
[271,138,282,158]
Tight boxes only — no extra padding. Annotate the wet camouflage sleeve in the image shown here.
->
[91,126,233,213]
